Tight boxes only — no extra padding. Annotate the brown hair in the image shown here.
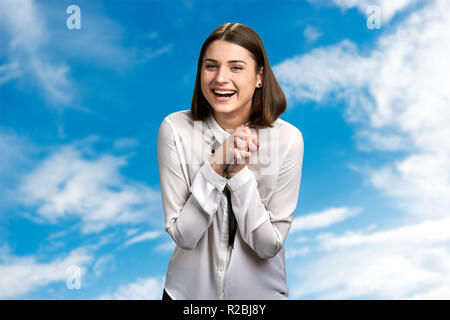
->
[190,22,286,128]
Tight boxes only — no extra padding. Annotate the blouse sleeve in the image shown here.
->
[227,129,304,259]
[157,117,227,250]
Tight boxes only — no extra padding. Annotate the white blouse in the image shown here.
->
[157,110,304,300]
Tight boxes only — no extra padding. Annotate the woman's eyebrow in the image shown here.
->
[203,58,247,65]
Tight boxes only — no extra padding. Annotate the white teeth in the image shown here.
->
[213,90,236,94]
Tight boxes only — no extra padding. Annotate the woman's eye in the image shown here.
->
[205,65,242,70]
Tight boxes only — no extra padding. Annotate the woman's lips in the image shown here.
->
[211,90,237,102]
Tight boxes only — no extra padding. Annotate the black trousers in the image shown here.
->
[162,289,172,300]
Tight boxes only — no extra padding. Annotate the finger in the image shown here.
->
[235,136,246,150]
[234,146,250,158]
[236,147,251,158]
[245,127,259,150]
[242,135,250,151]
[235,131,252,145]
[235,128,257,151]
[251,133,259,150]
[239,150,251,158]
[233,135,239,148]
[243,134,257,151]
[237,148,248,164]
[236,133,255,152]
[233,148,241,164]
[238,151,251,164]
[246,137,253,153]
[237,149,250,164]
[248,140,258,152]
[234,131,249,140]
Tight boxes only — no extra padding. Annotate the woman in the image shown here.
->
[157,22,304,300]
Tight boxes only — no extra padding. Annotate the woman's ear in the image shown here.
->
[257,66,264,87]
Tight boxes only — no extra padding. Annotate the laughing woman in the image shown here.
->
[157,22,304,300]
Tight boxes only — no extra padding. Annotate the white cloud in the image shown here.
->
[113,138,138,150]
[0,62,23,84]
[125,228,141,237]
[354,129,412,152]
[48,7,149,70]
[319,217,450,251]
[16,137,161,234]
[0,128,38,213]
[45,3,173,69]
[0,129,30,177]
[277,0,450,299]
[0,0,172,106]
[0,0,74,104]
[154,241,175,253]
[295,236,310,243]
[99,276,165,300]
[291,207,362,232]
[292,218,450,299]
[293,247,447,299]
[145,31,159,40]
[310,0,420,22]
[93,254,114,278]
[274,40,375,105]
[0,246,93,299]
[121,230,161,248]
[367,152,450,218]
[286,207,360,261]
[138,43,174,63]
[303,25,322,44]
[286,247,310,259]
[275,0,450,219]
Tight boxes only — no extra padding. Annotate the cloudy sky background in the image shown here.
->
[1,0,449,299]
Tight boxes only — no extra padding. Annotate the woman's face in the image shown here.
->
[201,40,263,120]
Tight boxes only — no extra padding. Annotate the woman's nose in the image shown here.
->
[215,66,229,83]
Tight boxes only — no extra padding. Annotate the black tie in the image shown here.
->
[225,187,237,248]
[211,141,237,248]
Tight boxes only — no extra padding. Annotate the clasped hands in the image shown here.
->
[209,124,259,179]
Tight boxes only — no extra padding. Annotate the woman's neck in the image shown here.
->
[212,109,250,130]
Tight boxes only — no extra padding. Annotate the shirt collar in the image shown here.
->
[206,112,231,145]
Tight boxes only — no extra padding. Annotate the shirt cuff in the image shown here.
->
[227,166,255,191]
[201,160,227,192]
[189,161,227,216]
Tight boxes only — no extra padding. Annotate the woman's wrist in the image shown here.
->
[209,155,226,176]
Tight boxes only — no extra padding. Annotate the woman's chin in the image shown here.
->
[210,102,237,113]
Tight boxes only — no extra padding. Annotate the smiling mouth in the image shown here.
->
[211,89,237,98]
[211,90,236,102]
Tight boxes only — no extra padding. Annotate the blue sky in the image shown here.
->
[1,0,450,299]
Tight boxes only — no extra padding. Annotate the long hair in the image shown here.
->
[191,22,286,127]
